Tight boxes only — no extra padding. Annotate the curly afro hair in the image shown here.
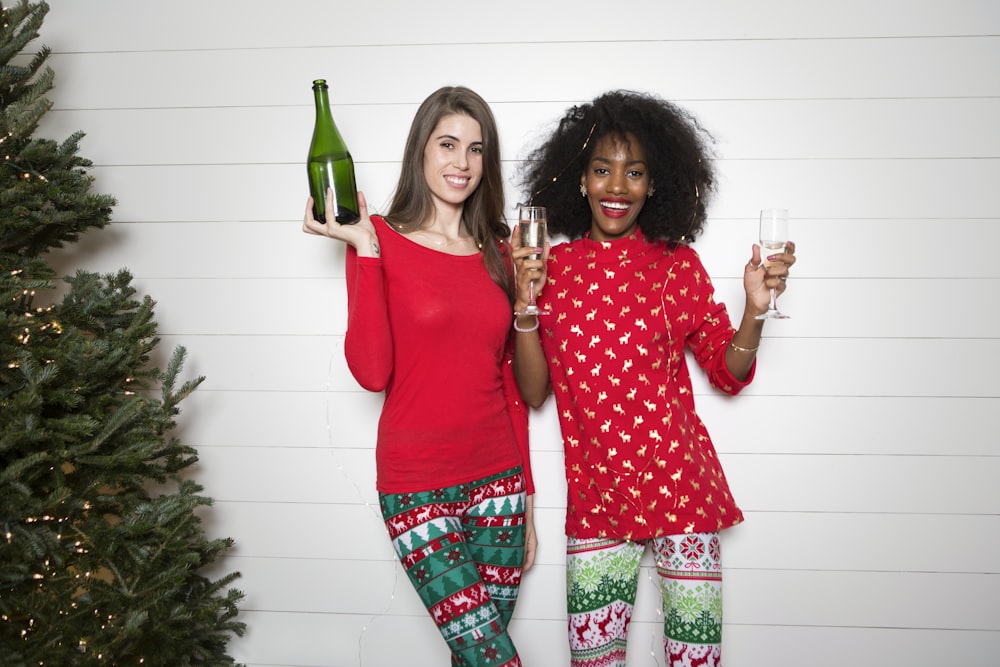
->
[518,90,716,243]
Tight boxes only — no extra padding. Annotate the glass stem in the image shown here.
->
[768,287,777,311]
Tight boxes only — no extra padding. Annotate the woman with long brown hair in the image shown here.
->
[303,85,535,667]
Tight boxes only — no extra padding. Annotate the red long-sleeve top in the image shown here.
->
[537,229,747,539]
[344,215,533,495]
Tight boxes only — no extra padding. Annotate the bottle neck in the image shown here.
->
[313,87,331,119]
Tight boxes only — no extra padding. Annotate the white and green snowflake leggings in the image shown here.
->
[566,533,723,667]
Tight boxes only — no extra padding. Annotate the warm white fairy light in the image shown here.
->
[323,344,400,666]
[646,559,664,666]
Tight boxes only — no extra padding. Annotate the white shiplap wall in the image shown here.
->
[38,1,1000,665]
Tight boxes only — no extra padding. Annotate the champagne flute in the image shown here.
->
[515,205,548,317]
[755,208,791,320]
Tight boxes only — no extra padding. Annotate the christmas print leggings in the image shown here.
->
[380,467,527,667]
[567,533,723,667]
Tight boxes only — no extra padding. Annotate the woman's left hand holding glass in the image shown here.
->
[744,240,796,316]
[510,224,549,317]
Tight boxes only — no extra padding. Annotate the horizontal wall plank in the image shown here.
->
[698,395,999,457]
[203,503,568,568]
[194,446,999,515]
[71,159,999,224]
[157,334,1000,397]
[204,502,394,562]
[170,389,997,458]
[136,278,346,336]
[45,221,351,280]
[712,159,1000,220]
[39,97,1000,167]
[176,389,382,448]
[725,454,1000,514]
[723,625,1000,667]
[737,338,1000,398]
[227,609,454,667]
[230,607,1000,667]
[228,609,562,667]
[47,37,1000,110]
[157,334,358,392]
[213,560,999,664]
[708,277,1000,339]
[205,498,999,574]
[728,568,1000,630]
[696,218,1000,281]
[212,554,1000,630]
[42,0,1000,52]
[726,512,1000,574]
[127,275,998,340]
[45,218,1000,282]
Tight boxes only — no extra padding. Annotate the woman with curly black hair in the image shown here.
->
[509,90,796,666]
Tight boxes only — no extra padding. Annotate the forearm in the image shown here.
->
[512,315,550,408]
[344,254,393,390]
[725,303,765,382]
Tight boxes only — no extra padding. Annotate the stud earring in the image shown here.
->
[647,186,656,198]
[580,184,587,198]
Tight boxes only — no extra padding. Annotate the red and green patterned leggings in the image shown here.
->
[567,532,724,667]
[380,467,526,667]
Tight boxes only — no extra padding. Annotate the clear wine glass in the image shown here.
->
[515,205,549,317]
[755,208,791,320]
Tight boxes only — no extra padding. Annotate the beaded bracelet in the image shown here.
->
[513,317,540,333]
[730,341,759,353]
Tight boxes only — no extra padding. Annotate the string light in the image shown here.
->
[324,343,400,666]
[1,128,49,182]
[644,558,664,666]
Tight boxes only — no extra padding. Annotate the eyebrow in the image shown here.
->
[590,155,646,167]
[434,133,483,146]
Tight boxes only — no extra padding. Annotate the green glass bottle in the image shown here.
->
[307,79,359,224]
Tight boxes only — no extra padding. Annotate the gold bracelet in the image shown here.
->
[730,341,759,353]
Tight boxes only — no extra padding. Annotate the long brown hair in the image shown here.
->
[387,86,513,303]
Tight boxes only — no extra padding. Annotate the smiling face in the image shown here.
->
[422,113,484,213]
[581,132,652,241]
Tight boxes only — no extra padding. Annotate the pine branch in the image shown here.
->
[1,4,245,664]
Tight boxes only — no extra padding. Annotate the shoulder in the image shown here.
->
[647,239,705,268]
[667,241,701,261]
[370,214,402,245]
[548,238,584,260]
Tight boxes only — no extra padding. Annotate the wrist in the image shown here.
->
[354,235,380,258]
[513,315,539,333]
[729,340,759,354]
[741,308,767,330]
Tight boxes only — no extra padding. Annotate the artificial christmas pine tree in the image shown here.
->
[0,2,245,665]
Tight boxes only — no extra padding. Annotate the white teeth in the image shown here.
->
[602,201,630,210]
[445,176,469,186]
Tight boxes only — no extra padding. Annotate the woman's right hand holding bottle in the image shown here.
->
[302,189,379,257]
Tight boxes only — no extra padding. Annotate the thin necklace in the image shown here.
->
[418,231,468,246]
[414,226,476,248]
[393,220,483,250]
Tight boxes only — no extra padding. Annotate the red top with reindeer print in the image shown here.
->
[536,229,748,540]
